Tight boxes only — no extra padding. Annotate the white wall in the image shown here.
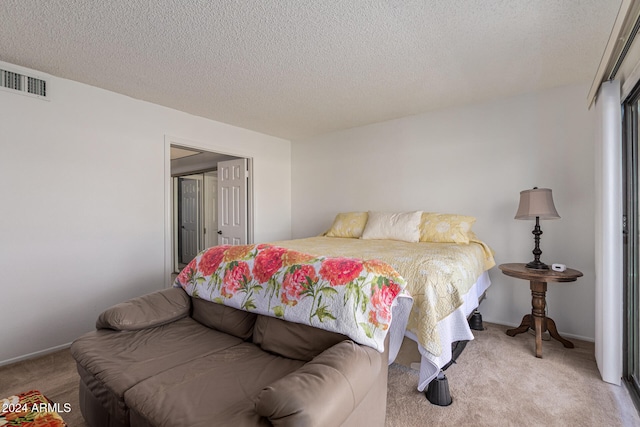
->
[0,62,292,365]
[292,84,596,341]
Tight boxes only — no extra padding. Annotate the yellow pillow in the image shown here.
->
[419,212,476,244]
[325,212,369,238]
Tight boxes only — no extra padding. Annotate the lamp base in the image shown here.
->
[525,260,549,270]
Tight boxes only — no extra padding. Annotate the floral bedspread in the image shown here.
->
[271,237,495,357]
[173,243,413,352]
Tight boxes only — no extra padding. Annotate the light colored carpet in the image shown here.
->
[0,323,638,426]
[389,323,640,427]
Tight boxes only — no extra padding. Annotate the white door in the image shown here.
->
[203,172,218,249]
[218,159,248,245]
[180,178,200,263]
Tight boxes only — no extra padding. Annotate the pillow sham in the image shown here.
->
[325,212,369,238]
[419,212,476,244]
[361,211,422,243]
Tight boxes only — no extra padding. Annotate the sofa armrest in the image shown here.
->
[96,287,190,331]
[255,340,383,427]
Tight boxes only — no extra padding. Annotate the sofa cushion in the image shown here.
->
[252,315,348,361]
[71,317,243,426]
[96,288,191,331]
[125,342,305,427]
[191,297,257,340]
[255,340,383,426]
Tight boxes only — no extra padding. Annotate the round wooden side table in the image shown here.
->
[499,263,583,358]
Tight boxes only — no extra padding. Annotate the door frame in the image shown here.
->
[623,88,640,411]
[203,171,218,249]
[164,135,254,286]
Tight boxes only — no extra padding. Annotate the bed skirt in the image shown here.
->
[396,271,492,391]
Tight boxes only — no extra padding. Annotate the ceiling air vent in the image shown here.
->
[1,68,47,99]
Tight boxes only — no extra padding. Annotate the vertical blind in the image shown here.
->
[595,80,624,386]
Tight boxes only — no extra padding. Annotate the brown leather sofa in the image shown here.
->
[70,287,389,427]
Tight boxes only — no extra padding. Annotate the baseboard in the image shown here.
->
[481,318,595,343]
[0,342,72,367]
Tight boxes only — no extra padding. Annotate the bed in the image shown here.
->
[271,211,496,392]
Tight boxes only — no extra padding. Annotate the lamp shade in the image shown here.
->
[514,188,560,220]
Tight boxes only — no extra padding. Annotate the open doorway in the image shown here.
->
[169,144,253,273]
[174,172,218,268]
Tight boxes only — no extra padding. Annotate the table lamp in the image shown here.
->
[515,187,560,270]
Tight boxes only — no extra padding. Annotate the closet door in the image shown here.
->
[179,178,200,264]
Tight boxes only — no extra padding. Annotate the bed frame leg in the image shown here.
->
[469,310,484,331]
[425,371,452,406]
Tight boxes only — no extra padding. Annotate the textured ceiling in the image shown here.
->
[0,1,622,140]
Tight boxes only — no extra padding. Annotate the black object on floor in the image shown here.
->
[469,310,484,330]
[428,339,468,405]
[425,371,452,406]
[426,311,479,405]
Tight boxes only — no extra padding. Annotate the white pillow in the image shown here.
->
[361,211,423,242]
